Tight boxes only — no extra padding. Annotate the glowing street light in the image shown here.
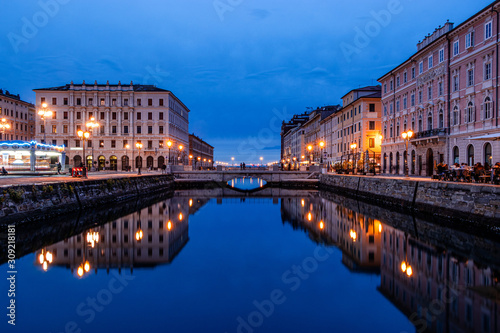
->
[350,143,357,174]
[319,141,325,164]
[401,130,414,177]
[167,140,173,165]
[77,130,91,179]
[86,117,99,171]
[136,142,143,175]
[38,103,53,143]
[0,118,11,140]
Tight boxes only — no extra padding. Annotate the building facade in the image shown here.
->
[189,134,214,169]
[0,89,35,141]
[33,81,190,171]
[379,2,500,175]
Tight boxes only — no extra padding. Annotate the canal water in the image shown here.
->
[1,187,499,333]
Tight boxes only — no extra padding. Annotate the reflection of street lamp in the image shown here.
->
[38,249,53,271]
[136,142,143,175]
[0,118,11,140]
[350,143,357,174]
[167,140,172,165]
[77,130,90,179]
[38,103,52,143]
[86,117,99,171]
[401,130,414,177]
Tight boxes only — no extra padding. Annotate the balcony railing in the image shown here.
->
[414,128,447,139]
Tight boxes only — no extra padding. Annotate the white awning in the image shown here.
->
[468,133,500,141]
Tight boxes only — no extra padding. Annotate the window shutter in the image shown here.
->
[480,104,484,120]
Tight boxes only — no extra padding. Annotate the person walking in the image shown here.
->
[57,162,62,174]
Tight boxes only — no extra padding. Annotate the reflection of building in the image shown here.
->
[33,81,190,170]
[34,197,208,277]
[379,224,500,333]
[189,133,213,169]
[0,89,35,141]
[280,195,382,273]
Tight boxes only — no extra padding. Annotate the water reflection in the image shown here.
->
[228,177,266,190]
[34,197,209,277]
[281,194,500,333]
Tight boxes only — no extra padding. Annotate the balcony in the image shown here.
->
[414,128,447,139]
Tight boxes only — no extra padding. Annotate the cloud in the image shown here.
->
[249,9,271,20]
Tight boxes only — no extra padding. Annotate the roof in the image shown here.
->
[189,133,214,148]
[0,89,34,106]
[341,85,381,99]
[33,83,170,92]
[378,0,500,81]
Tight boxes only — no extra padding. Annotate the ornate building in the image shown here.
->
[0,89,35,141]
[33,81,190,171]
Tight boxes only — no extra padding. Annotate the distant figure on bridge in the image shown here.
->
[243,162,246,170]
[240,163,243,170]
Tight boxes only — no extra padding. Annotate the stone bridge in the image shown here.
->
[172,170,317,183]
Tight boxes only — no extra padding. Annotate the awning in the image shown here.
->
[468,133,500,141]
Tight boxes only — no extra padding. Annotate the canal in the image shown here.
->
[1,186,499,333]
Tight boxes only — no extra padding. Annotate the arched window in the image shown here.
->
[484,143,492,167]
[453,106,459,125]
[109,156,117,171]
[453,146,459,164]
[390,125,393,138]
[438,110,444,128]
[427,112,433,131]
[418,115,423,132]
[484,97,492,119]
[158,156,165,168]
[146,156,154,168]
[73,155,82,167]
[121,156,129,170]
[383,125,387,139]
[411,117,415,131]
[466,102,474,123]
[467,144,474,166]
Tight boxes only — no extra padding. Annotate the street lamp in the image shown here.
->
[38,103,52,143]
[77,130,90,179]
[166,140,172,165]
[401,130,413,177]
[350,143,357,174]
[231,156,234,167]
[0,118,11,140]
[178,144,183,165]
[86,117,99,171]
[307,145,313,165]
[319,141,325,164]
[136,142,143,175]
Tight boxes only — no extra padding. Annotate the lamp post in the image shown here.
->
[350,143,357,174]
[86,117,99,171]
[38,103,52,143]
[136,142,143,175]
[167,140,172,165]
[0,118,11,141]
[307,145,313,165]
[401,129,414,177]
[319,141,325,164]
[231,157,234,167]
[198,156,201,170]
[189,155,193,167]
[178,144,183,165]
[77,130,90,179]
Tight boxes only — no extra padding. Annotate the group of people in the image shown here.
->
[240,163,247,170]
[436,161,500,183]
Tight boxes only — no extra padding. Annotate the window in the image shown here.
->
[41,125,45,133]
[369,138,375,148]
[76,98,81,105]
[52,97,57,105]
[137,126,141,134]
[112,112,117,120]
[75,140,80,148]
[485,21,493,40]
[453,41,459,56]
[369,121,375,130]
[159,126,164,134]
[88,98,93,105]
[390,81,393,91]
[159,141,164,148]
[123,140,128,148]
[403,96,407,109]
[41,97,46,103]
[467,69,474,87]
[100,125,104,134]
[390,104,393,114]
[52,125,57,134]
[439,49,444,63]
[485,63,492,80]
[112,98,116,106]
[411,94,415,107]
[369,104,375,112]
[99,140,104,148]
[465,32,474,48]
[148,126,153,134]
[100,112,105,120]
[124,99,128,106]
[63,140,68,147]
[438,110,444,128]
[124,112,128,120]
[63,98,68,105]
[159,99,164,106]
[383,106,387,116]
[427,112,433,130]
[148,112,153,120]
[384,84,387,94]
[411,68,415,79]
[438,82,443,96]
[428,85,432,100]
[396,76,400,87]
[137,99,142,106]
[63,111,68,119]
[428,55,433,69]
[403,72,407,83]
[88,140,92,148]
[419,61,423,74]
[159,112,164,120]
[484,97,492,119]
[453,106,459,125]
[396,100,400,112]
[100,98,105,106]
[454,76,459,92]
[148,99,153,106]
[466,102,474,123]
[148,140,153,149]
[418,91,423,104]
[137,112,141,120]
[112,126,117,134]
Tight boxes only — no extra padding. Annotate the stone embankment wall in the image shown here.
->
[319,174,500,223]
[0,175,174,224]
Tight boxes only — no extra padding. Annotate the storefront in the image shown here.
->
[0,141,65,172]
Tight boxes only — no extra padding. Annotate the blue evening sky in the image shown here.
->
[0,0,493,163]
